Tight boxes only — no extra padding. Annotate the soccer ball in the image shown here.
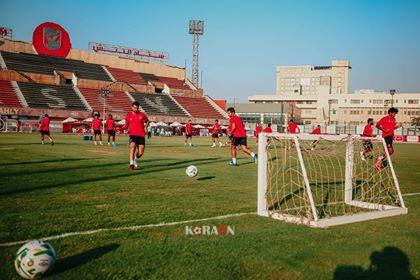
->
[15,240,56,279]
[186,165,198,177]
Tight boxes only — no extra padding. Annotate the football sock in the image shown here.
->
[251,152,255,158]
[232,158,237,164]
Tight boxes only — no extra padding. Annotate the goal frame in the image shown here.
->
[257,133,408,228]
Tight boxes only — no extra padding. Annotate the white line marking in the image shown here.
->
[0,212,256,247]
[1,192,420,248]
[403,192,420,196]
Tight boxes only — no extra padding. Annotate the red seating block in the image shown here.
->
[171,95,225,119]
[0,80,22,107]
[78,88,132,113]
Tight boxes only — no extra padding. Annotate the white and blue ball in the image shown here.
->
[186,165,198,177]
[14,240,56,279]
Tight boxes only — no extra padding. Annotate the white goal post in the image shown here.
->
[258,133,407,228]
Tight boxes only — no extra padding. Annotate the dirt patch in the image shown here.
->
[86,149,121,155]
[96,204,115,209]
[64,193,108,202]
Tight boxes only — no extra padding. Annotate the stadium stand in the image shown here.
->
[157,76,191,90]
[17,82,88,110]
[78,87,132,113]
[171,95,225,119]
[139,73,160,83]
[1,51,112,81]
[0,80,22,107]
[130,92,188,116]
[106,67,147,85]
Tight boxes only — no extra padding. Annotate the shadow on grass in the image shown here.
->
[51,243,119,276]
[0,157,228,196]
[333,246,415,280]
[0,158,173,177]
[197,176,215,181]
[0,158,95,167]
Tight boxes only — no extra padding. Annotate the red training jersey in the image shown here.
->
[125,111,149,137]
[106,118,115,130]
[255,125,263,136]
[40,117,50,131]
[229,115,246,137]
[312,128,321,134]
[92,119,101,130]
[362,124,373,137]
[288,123,299,134]
[264,127,273,133]
[186,123,192,134]
[211,123,220,134]
[376,115,396,138]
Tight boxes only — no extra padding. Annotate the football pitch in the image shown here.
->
[0,133,419,279]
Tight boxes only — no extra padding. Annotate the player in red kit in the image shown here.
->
[92,113,103,146]
[185,120,193,147]
[263,123,273,133]
[264,123,273,145]
[310,125,321,150]
[255,123,263,143]
[118,101,149,170]
[312,125,321,135]
[211,119,222,147]
[374,107,401,170]
[39,114,54,145]
[106,114,116,147]
[360,118,374,161]
[288,120,300,134]
[227,107,257,166]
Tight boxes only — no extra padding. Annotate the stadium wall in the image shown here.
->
[171,88,203,98]
[0,70,31,83]
[76,79,154,93]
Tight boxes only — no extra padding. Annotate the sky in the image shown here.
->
[1,0,419,102]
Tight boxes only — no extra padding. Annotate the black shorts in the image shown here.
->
[129,136,145,146]
[384,135,393,148]
[108,130,115,136]
[212,133,219,138]
[363,140,373,152]
[40,130,50,136]
[94,130,101,135]
[186,133,193,138]
[232,137,247,147]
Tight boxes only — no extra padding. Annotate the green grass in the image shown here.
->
[0,133,419,279]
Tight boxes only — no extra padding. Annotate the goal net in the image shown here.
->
[258,133,407,228]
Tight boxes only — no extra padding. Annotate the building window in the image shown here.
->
[373,100,383,104]
[350,99,361,104]
[408,99,419,104]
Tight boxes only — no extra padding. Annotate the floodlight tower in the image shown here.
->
[189,20,204,89]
